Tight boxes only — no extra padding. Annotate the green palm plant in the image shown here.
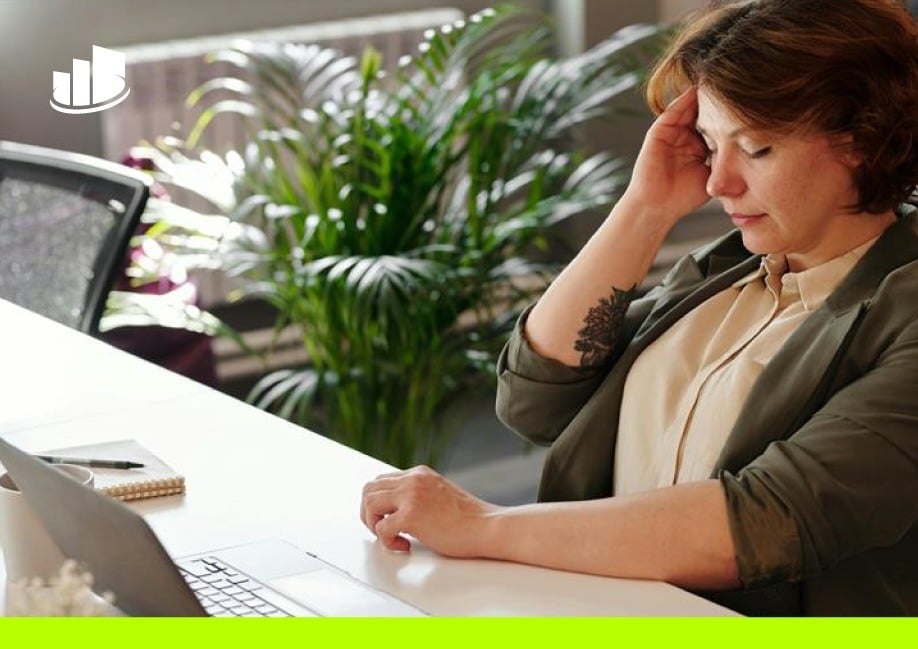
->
[107,6,666,467]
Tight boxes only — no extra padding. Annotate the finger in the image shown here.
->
[374,469,409,481]
[361,479,404,528]
[665,86,697,111]
[359,488,374,531]
[375,515,412,553]
[660,86,699,125]
[361,469,414,507]
[361,489,399,533]
[362,475,405,497]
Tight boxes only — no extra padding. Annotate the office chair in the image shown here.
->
[0,140,151,336]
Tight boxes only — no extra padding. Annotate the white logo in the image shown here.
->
[50,45,130,114]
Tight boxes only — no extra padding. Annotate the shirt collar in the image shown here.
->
[731,254,779,289]
[731,235,881,311]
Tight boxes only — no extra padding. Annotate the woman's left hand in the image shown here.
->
[360,466,501,557]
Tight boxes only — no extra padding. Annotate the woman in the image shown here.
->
[360,0,918,616]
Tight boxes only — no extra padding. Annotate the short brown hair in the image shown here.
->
[646,0,918,213]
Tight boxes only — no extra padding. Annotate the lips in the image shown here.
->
[730,213,766,226]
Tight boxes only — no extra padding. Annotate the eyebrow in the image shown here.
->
[695,124,751,139]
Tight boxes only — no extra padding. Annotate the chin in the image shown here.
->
[738,230,780,255]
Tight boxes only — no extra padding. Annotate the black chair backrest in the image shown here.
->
[0,141,150,335]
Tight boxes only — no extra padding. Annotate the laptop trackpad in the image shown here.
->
[270,570,426,617]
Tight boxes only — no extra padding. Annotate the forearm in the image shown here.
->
[525,196,676,367]
[481,479,741,590]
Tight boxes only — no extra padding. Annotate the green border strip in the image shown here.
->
[1,618,914,648]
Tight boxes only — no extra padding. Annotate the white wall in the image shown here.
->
[0,0,678,159]
[1,1,705,249]
[2,0,690,156]
[658,0,705,22]
[0,0,691,256]
[0,0,545,157]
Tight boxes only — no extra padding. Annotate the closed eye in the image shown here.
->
[748,146,772,159]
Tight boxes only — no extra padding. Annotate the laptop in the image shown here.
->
[0,438,427,617]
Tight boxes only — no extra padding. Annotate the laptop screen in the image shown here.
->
[0,438,205,616]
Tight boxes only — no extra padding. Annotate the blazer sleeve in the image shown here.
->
[495,284,664,446]
[494,231,744,448]
[719,317,918,589]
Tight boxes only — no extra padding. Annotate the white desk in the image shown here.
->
[0,299,201,433]
[0,299,735,616]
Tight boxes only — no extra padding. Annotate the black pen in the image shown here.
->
[36,455,145,470]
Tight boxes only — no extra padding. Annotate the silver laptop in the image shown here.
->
[0,438,426,617]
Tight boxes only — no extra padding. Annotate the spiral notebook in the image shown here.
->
[43,439,185,501]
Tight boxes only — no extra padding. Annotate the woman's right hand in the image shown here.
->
[620,87,712,227]
[521,89,712,366]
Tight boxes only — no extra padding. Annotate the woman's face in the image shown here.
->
[695,86,874,271]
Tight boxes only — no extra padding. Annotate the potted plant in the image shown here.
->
[105,6,665,467]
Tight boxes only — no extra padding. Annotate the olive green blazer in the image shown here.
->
[496,205,918,616]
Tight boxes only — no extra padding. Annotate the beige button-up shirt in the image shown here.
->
[613,238,879,496]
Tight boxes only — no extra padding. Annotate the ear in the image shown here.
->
[833,134,863,170]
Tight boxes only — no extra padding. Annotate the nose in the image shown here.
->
[705,152,746,198]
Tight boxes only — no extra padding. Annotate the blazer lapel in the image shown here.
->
[539,246,758,501]
[715,208,918,472]
[632,254,761,349]
[714,302,870,472]
[539,207,918,502]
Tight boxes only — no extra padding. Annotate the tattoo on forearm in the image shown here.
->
[574,284,638,367]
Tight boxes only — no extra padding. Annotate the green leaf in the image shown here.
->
[186,100,258,148]
[128,8,668,467]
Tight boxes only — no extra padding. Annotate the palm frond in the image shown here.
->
[110,6,669,466]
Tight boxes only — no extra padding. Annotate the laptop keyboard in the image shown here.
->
[178,556,293,617]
